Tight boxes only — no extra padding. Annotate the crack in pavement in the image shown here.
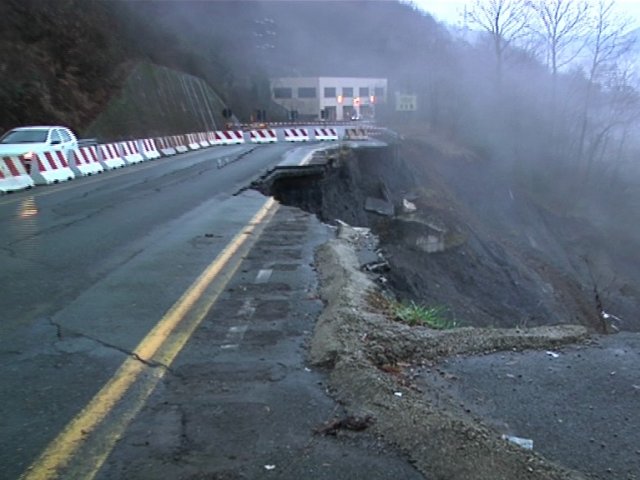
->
[47,316,173,371]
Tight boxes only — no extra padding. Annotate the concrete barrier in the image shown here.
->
[119,141,145,164]
[0,156,34,192]
[186,133,201,150]
[98,144,126,169]
[215,131,245,145]
[155,137,177,156]
[314,127,339,141]
[284,128,310,142]
[171,135,189,154]
[139,139,161,160]
[250,129,278,144]
[30,151,75,185]
[345,128,369,140]
[197,132,210,148]
[207,131,221,146]
[69,146,104,176]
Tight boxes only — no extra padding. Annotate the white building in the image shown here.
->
[270,77,388,121]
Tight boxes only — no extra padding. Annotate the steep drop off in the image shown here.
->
[259,135,638,332]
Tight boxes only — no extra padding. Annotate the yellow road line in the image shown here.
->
[21,197,279,480]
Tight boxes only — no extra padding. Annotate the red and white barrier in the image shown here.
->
[119,141,144,164]
[30,151,75,185]
[69,146,104,176]
[344,128,369,140]
[250,129,278,144]
[186,134,201,150]
[171,135,189,154]
[314,128,338,141]
[197,132,210,148]
[155,137,176,156]
[138,139,161,160]
[207,131,221,146]
[0,156,34,192]
[98,144,126,169]
[284,128,310,142]
[215,131,245,145]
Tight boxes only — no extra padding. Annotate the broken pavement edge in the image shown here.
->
[309,224,589,480]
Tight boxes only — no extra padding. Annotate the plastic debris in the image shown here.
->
[545,351,560,358]
[502,435,533,450]
[394,392,403,397]
[264,465,276,471]
[402,198,417,212]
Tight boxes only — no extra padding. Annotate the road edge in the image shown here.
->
[309,224,589,480]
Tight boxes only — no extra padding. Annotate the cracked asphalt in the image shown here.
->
[0,144,291,478]
[0,143,420,479]
[416,334,640,479]
[96,205,421,480]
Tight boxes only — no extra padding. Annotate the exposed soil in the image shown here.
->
[262,137,637,333]
[254,133,640,478]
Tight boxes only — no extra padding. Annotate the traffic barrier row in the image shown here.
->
[1,125,366,194]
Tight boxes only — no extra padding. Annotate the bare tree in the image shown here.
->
[576,0,636,174]
[466,0,531,86]
[529,0,590,80]
[527,0,591,153]
[584,63,640,174]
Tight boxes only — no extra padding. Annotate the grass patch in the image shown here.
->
[365,290,458,330]
[393,302,457,329]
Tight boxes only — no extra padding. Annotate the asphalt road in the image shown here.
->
[417,333,640,479]
[0,143,420,479]
[0,144,289,478]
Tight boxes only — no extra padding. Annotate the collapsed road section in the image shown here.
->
[251,136,640,478]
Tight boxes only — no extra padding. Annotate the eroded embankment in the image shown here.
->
[256,142,605,332]
[310,224,588,480]
[252,140,639,478]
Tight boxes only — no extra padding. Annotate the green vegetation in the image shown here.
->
[393,301,457,330]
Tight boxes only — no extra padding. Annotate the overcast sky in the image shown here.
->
[411,0,640,28]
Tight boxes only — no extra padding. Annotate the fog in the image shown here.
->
[110,0,640,324]
[2,0,637,325]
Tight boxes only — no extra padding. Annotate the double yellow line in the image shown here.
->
[21,197,279,480]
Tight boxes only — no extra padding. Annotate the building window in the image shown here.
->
[324,87,336,98]
[342,87,354,97]
[359,87,369,97]
[274,87,292,99]
[298,87,317,98]
[374,87,385,97]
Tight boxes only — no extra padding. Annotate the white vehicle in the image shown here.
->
[0,126,78,161]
